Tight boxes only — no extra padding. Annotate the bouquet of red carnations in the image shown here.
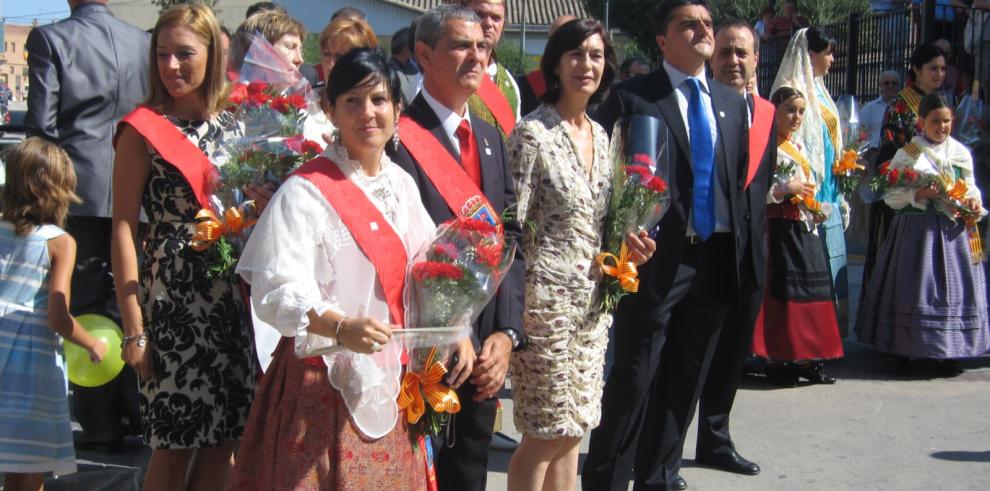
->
[398,215,516,441]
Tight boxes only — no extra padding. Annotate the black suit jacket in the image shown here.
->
[740,94,776,292]
[387,94,525,342]
[594,67,753,310]
[25,3,150,218]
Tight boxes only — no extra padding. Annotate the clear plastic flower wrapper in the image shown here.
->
[954,91,987,147]
[397,215,516,441]
[190,31,322,279]
[834,95,869,201]
[597,115,671,312]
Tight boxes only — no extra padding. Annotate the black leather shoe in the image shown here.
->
[792,361,836,384]
[696,450,761,476]
[765,363,798,387]
[672,474,688,490]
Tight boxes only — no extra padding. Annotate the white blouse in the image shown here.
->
[768,140,829,232]
[237,143,436,439]
[884,135,985,221]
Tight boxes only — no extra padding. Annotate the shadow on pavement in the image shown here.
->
[930,450,990,462]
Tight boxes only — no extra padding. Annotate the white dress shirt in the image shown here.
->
[858,96,889,149]
[421,86,472,157]
[663,61,730,234]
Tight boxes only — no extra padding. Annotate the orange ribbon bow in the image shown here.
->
[596,241,640,293]
[397,346,461,424]
[190,202,257,251]
[833,150,866,175]
[790,193,823,214]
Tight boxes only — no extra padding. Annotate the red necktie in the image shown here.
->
[455,119,482,187]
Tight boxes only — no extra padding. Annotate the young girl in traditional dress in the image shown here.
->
[752,87,843,386]
[0,138,107,491]
[857,93,989,375]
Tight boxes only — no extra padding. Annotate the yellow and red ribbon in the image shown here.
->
[190,202,257,251]
[596,241,640,293]
[397,346,461,424]
[944,179,985,263]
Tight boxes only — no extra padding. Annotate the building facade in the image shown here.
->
[1,23,32,102]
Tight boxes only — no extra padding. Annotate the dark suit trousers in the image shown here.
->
[65,216,141,445]
[583,236,733,491]
[436,382,497,491]
[695,284,763,457]
[632,235,737,491]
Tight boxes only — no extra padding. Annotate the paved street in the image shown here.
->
[12,254,990,491]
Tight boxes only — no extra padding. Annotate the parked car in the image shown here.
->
[0,109,27,189]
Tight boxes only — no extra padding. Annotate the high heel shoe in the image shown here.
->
[765,363,799,387]
[792,361,836,384]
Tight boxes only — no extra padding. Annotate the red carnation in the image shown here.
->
[625,165,653,181]
[249,92,271,106]
[475,242,504,268]
[302,139,323,155]
[247,81,268,95]
[271,96,290,113]
[431,243,459,260]
[632,153,654,166]
[452,217,498,234]
[412,261,465,282]
[895,101,907,112]
[887,168,901,185]
[287,94,308,110]
[903,168,919,183]
[879,161,891,175]
[645,175,668,194]
[229,85,247,105]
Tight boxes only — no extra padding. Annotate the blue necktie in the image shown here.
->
[687,78,715,240]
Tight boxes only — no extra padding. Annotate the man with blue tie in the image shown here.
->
[585,1,757,490]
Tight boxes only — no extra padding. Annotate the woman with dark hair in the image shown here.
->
[857,93,988,375]
[506,18,655,490]
[228,48,433,490]
[864,43,947,289]
[769,26,846,383]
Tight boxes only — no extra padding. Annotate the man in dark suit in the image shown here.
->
[583,2,758,490]
[386,5,525,491]
[691,18,776,479]
[25,0,150,452]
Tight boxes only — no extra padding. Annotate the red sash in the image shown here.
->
[116,106,217,210]
[747,96,775,190]
[477,75,516,134]
[525,69,546,99]
[292,157,408,327]
[398,115,500,226]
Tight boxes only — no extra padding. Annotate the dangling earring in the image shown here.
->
[392,123,401,150]
[331,126,340,144]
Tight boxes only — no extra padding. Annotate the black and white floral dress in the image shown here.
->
[138,113,257,449]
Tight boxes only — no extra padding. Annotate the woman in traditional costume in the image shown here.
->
[752,87,843,386]
[771,27,850,338]
[857,93,989,375]
[111,5,257,490]
[863,44,947,288]
[228,48,434,490]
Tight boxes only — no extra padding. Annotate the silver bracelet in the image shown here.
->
[121,332,147,349]
[335,317,347,339]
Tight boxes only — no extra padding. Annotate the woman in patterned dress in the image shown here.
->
[111,5,257,490]
[864,44,946,289]
[505,19,654,491]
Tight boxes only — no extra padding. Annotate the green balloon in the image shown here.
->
[63,314,125,387]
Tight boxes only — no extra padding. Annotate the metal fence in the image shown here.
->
[757,1,990,102]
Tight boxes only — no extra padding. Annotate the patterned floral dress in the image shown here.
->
[138,113,257,449]
[507,104,612,438]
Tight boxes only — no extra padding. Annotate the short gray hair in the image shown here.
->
[415,4,480,49]
[880,70,901,83]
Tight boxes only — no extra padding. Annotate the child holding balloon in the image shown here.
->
[0,137,107,490]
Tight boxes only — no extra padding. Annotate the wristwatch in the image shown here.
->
[497,327,526,352]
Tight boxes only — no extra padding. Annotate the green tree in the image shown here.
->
[151,0,220,15]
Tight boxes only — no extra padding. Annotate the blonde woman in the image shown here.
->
[111,5,255,490]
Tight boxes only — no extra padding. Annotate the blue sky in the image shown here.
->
[2,0,73,25]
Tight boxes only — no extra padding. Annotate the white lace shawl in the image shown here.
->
[237,144,436,439]
[885,135,984,220]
